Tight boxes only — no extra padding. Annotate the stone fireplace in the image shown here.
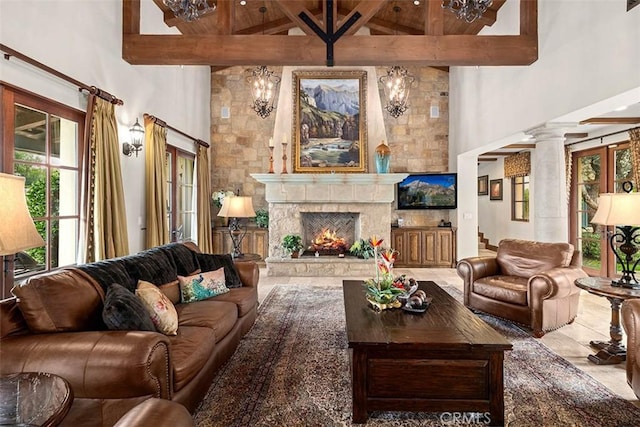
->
[251,173,408,276]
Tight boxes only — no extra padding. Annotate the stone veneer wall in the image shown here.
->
[210,66,449,226]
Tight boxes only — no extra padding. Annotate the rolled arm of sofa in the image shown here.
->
[622,299,640,390]
[0,331,172,399]
[235,261,259,288]
[528,266,588,300]
[456,257,500,284]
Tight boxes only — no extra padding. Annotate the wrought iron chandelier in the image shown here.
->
[163,0,215,22]
[245,66,281,119]
[380,66,415,118]
[442,0,493,24]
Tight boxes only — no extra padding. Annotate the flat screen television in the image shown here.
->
[396,173,457,210]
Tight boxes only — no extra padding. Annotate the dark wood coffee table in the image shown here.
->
[343,280,512,426]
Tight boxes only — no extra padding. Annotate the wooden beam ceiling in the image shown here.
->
[122,0,538,67]
[579,117,640,125]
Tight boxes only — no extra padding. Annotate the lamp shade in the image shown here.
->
[591,192,640,226]
[0,173,45,255]
[217,196,256,218]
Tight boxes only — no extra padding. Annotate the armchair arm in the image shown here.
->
[528,266,588,301]
[456,257,500,305]
[0,331,172,399]
[622,299,640,390]
[234,261,259,288]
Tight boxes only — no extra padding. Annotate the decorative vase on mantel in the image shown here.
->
[375,141,391,174]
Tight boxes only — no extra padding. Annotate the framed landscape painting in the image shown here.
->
[490,178,503,200]
[292,70,367,173]
[478,175,489,196]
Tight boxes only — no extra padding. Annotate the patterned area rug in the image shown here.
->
[193,284,640,426]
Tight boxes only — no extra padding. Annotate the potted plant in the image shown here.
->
[254,208,269,228]
[349,238,376,259]
[282,234,303,258]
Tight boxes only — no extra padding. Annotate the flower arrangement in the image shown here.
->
[212,190,235,208]
[363,236,417,311]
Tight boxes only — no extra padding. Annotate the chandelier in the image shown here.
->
[163,0,215,22]
[442,0,493,24]
[379,66,415,118]
[246,66,281,119]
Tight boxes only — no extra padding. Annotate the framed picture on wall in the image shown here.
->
[292,70,367,173]
[490,178,503,200]
[478,175,489,196]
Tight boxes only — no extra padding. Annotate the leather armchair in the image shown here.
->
[621,299,640,398]
[457,239,588,337]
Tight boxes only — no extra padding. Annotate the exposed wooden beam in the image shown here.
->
[123,34,538,66]
[564,132,589,138]
[478,158,498,162]
[123,0,538,66]
[579,117,640,125]
[339,0,387,36]
[505,143,535,149]
[483,151,521,156]
[425,0,444,36]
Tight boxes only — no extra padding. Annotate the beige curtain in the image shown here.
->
[630,128,640,189]
[145,116,170,248]
[91,97,130,260]
[196,144,213,253]
[78,95,97,263]
[504,151,531,178]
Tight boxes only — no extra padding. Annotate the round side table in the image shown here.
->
[575,276,640,365]
[0,372,73,426]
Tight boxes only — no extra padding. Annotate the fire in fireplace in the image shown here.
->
[301,212,358,256]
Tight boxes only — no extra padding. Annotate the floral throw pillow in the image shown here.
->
[135,280,178,336]
[178,268,230,303]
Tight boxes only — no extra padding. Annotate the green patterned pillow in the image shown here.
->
[178,268,229,303]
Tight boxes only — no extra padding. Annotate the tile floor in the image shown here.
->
[256,265,640,407]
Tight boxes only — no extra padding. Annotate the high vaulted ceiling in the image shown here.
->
[122,0,538,67]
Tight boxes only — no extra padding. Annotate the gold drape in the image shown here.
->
[565,146,573,203]
[196,144,213,253]
[504,151,531,178]
[92,98,130,260]
[630,128,640,188]
[78,95,97,263]
[145,117,170,248]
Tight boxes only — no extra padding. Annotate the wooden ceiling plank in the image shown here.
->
[478,158,498,162]
[505,143,536,149]
[340,0,388,36]
[274,0,322,37]
[564,132,589,138]
[425,0,444,36]
[483,151,523,156]
[123,33,538,66]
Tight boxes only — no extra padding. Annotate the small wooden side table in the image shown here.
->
[232,253,262,262]
[575,276,640,365]
[0,372,73,426]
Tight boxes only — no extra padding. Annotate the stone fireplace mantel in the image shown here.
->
[251,173,408,276]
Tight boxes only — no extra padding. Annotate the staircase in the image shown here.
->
[478,230,498,256]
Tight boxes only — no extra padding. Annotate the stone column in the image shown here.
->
[529,124,572,242]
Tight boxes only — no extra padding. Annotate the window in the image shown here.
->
[511,175,529,221]
[1,84,84,296]
[166,145,196,242]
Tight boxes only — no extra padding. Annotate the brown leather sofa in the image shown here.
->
[457,239,588,337]
[0,243,259,426]
[114,398,194,427]
[621,299,640,398]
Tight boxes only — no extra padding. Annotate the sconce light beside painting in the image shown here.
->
[122,118,144,157]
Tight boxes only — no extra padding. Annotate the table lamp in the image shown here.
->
[591,182,640,289]
[0,173,45,283]
[217,195,256,259]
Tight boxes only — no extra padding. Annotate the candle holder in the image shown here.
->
[268,147,275,174]
[281,143,288,174]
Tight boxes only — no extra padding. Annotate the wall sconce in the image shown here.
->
[123,118,144,157]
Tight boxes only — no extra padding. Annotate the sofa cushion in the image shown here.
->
[497,239,575,278]
[210,287,258,317]
[178,268,229,303]
[196,253,243,288]
[175,300,238,342]
[167,325,216,391]
[474,275,529,306]
[158,280,181,305]
[12,269,103,333]
[136,280,179,336]
[102,283,156,331]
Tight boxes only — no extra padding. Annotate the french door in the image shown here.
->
[165,145,195,242]
[571,143,634,278]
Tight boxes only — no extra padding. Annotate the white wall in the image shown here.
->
[0,0,211,253]
[451,0,640,259]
